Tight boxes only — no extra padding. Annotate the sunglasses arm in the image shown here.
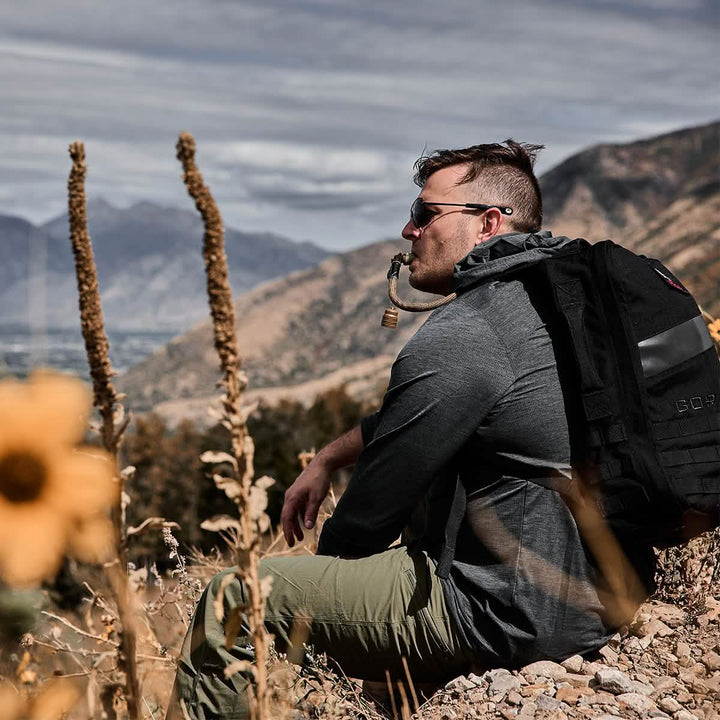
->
[381,252,457,328]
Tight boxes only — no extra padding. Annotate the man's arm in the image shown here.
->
[281,425,364,547]
[317,305,514,558]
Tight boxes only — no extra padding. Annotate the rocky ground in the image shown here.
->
[286,596,720,720]
[412,598,720,720]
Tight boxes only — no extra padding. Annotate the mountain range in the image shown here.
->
[0,199,330,331]
[118,120,720,423]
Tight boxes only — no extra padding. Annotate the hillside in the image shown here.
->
[543,120,719,316]
[119,240,430,416]
[0,199,330,331]
[120,121,720,422]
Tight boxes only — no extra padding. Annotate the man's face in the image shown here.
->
[401,164,482,295]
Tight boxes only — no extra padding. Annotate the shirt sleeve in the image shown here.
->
[360,412,380,446]
[317,301,515,557]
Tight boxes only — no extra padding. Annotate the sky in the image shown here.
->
[0,0,717,250]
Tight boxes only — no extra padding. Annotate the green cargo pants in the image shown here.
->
[170,547,472,719]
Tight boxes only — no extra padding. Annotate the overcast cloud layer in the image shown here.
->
[0,0,717,249]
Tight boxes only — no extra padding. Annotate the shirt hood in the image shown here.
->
[452,230,576,293]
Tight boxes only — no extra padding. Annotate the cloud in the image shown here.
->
[0,0,716,248]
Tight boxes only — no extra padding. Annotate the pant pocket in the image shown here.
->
[402,565,454,659]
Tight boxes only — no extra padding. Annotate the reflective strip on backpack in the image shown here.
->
[638,315,714,378]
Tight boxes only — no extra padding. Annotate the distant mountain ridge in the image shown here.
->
[542,119,719,316]
[118,120,720,423]
[0,199,330,331]
[542,120,718,239]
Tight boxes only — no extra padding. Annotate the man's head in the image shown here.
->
[401,139,544,294]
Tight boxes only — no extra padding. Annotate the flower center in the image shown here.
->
[0,451,47,503]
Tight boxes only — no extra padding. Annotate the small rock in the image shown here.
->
[596,715,624,720]
[599,645,619,664]
[639,633,656,649]
[596,668,635,695]
[467,672,485,687]
[536,694,562,712]
[679,656,695,668]
[703,651,720,672]
[624,636,645,653]
[630,679,655,696]
[676,642,692,658]
[517,701,536,718]
[546,712,568,720]
[583,661,603,676]
[676,691,693,704]
[521,660,567,680]
[489,671,521,696]
[653,676,677,693]
[507,691,522,706]
[649,712,671,719]
[561,655,584,673]
[555,686,594,704]
[616,692,657,714]
[500,708,517,720]
[445,675,476,693]
[608,632,622,649]
[565,672,592,688]
[520,683,552,696]
[648,601,688,628]
[674,711,699,720]
[659,698,682,713]
[689,677,710,694]
[468,689,485,703]
[637,618,675,638]
[588,690,616,705]
[704,672,720,692]
[697,597,720,626]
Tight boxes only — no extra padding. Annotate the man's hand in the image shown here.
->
[281,457,332,547]
[280,425,365,547]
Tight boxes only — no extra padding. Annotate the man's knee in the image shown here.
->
[203,567,247,619]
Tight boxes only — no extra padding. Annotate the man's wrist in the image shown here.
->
[313,446,338,473]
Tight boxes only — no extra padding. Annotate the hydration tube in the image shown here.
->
[381,252,457,328]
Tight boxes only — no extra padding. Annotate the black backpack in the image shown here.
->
[538,238,719,549]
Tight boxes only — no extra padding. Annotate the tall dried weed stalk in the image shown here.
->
[67,141,140,719]
[176,132,273,719]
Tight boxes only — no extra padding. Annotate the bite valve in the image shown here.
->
[381,307,399,328]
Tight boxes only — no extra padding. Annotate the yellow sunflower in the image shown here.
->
[0,679,80,720]
[0,372,118,587]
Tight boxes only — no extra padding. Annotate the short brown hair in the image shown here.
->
[413,140,544,233]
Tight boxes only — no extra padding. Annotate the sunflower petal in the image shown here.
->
[27,372,93,447]
[0,503,69,587]
[46,449,119,516]
[0,681,24,720]
[68,514,116,564]
[30,679,81,719]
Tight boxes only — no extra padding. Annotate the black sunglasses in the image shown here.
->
[410,198,513,228]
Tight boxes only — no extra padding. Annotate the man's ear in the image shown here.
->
[474,207,505,244]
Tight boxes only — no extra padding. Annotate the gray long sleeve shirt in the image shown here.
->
[318,231,654,667]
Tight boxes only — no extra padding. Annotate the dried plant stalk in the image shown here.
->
[176,131,271,719]
[67,141,140,720]
[68,142,118,451]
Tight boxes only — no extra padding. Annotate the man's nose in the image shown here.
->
[401,219,420,241]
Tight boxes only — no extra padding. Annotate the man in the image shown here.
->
[171,141,655,719]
